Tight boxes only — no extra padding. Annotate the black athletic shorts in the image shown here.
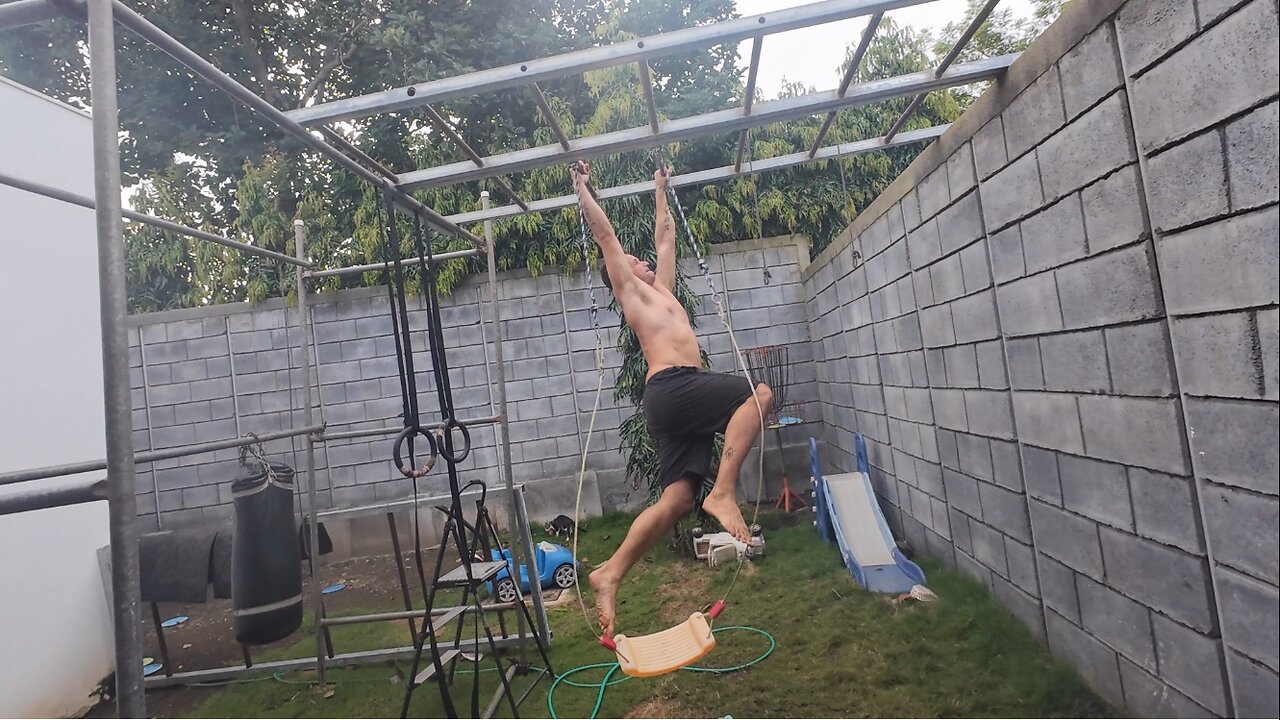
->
[643,366,755,491]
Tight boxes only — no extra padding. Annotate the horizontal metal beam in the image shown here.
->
[316,482,527,522]
[399,54,1013,190]
[0,0,60,29]
[320,601,518,628]
[142,632,545,688]
[0,477,107,516]
[105,0,480,246]
[308,246,483,280]
[0,424,324,486]
[317,414,501,442]
[441,124,948,225]
[0,170,315,267]
[285,0,935,127]
[885,0,1002,143]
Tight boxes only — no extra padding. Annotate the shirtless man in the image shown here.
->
[574,162,773,638]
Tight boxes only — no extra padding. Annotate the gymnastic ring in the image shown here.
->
[393,426,438,479]
[439,417,471,464]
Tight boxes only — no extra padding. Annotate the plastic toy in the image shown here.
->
[488,540,578,602]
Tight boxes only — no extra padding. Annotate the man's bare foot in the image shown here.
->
[703,492,750,544]
[588,566,619,638]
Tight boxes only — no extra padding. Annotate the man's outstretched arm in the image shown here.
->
[653,168,677,291]
[573,162,633,294]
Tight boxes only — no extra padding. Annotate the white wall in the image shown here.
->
[0,76,115,718]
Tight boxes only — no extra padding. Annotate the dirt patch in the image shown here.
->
[656,570,712,624]
[622,696,694,718]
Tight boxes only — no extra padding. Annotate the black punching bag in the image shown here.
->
[231,459,302,645]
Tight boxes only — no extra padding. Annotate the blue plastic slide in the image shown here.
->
[809,435,925,594]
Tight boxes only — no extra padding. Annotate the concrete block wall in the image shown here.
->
[802,0,1278,715]
[126,235,816,527]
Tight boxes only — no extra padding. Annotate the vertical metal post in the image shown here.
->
[294,220,325,684]
[482,192,547,654]
[87,0,145,714]
[136,328,163,528]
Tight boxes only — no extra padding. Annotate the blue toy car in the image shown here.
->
[488,541,578,602]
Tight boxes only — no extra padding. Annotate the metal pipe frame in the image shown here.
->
[0,170,314,268]
[317,413,501,443]
[0,424,325,487]
[103,0,479,246]
[320,601,519,628]
[733,35,765,173]
[639,61,660,134]
[529,82,572,152]
[809,11,882,158]
[441,124,948,226]
[884,0,1002,142]
[420,105,529,210]
[315,481,526,523]
[396,54,1014,190]
[141,632,545,689]
[0,477,108,516]
[307,246,483,280]
[316,127,399,180]
[0,0,59,29]
[286,0,934,127]
[86,0,145,713]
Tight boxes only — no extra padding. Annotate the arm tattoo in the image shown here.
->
[724,446,736,460]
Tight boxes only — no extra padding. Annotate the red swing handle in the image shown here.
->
[707,600,726,619]
[598,636,617,652]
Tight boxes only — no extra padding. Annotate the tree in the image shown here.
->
[933,0,1068,63]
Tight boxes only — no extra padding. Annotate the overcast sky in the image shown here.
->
[734,0,1036,98]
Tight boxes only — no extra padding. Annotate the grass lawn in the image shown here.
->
[177,510,1112,718]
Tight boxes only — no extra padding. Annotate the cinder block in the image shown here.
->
[1045,611,1124,706]
[1079,395,1188,474]
[918,165,951,221]
[944,467,983,519]
[919,304,956,348]
[1216,566,1280,669]
[979,481,1032,542]
[1013,391,1084,454]
[1077,575,1157,671]
[930,253,966,305]
[1202,483,1279,583]
[981,151,1044,231]
[1225,101,1279,212]
[1151,614,1230,715]
[1006,337,1045,390]
[957,432,993,481]
[1184,397,1279,493]
[1263,308,1280,400]
[1105,321,1176,397]
[989,225,1026,286]
[989,439,1023,491]
[938,428,960,470]
[939,193,985,257]
[1148,130,1230,234]
[901,188,923,231]
[966,390,1015,440]
[973,116,1008,179]
[1172,311,1265,400]
[1059,454,1134,531]
[1118,657,1215,718]
[1129,0,1280,152]
[1099,527,1216,631]
[1159,207,1279,316]
[944,344,979,388]
[958,241,992,296]
[946,144,977,198]
[1030,500,1104,577]
[1129,468,1204,555]
[1005,536,1038,594]
[974,340,1008,390]
[1059,23,1123,120]
[970,519,1008,574]
[1003,67,1067,159]
[1040,329,1110,393]
[907,218,943,272]
[1039,554,1080,621]
[1039,93,1137,201]
[1225,650,1280,719]
[952,291,999,344]
[998,272,1063,336]
[932,388,968,431]
[1081,164,1148,255]
[1060,244,1164,329]
[1115,0,1199,74]
[1022,194,1088,274]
